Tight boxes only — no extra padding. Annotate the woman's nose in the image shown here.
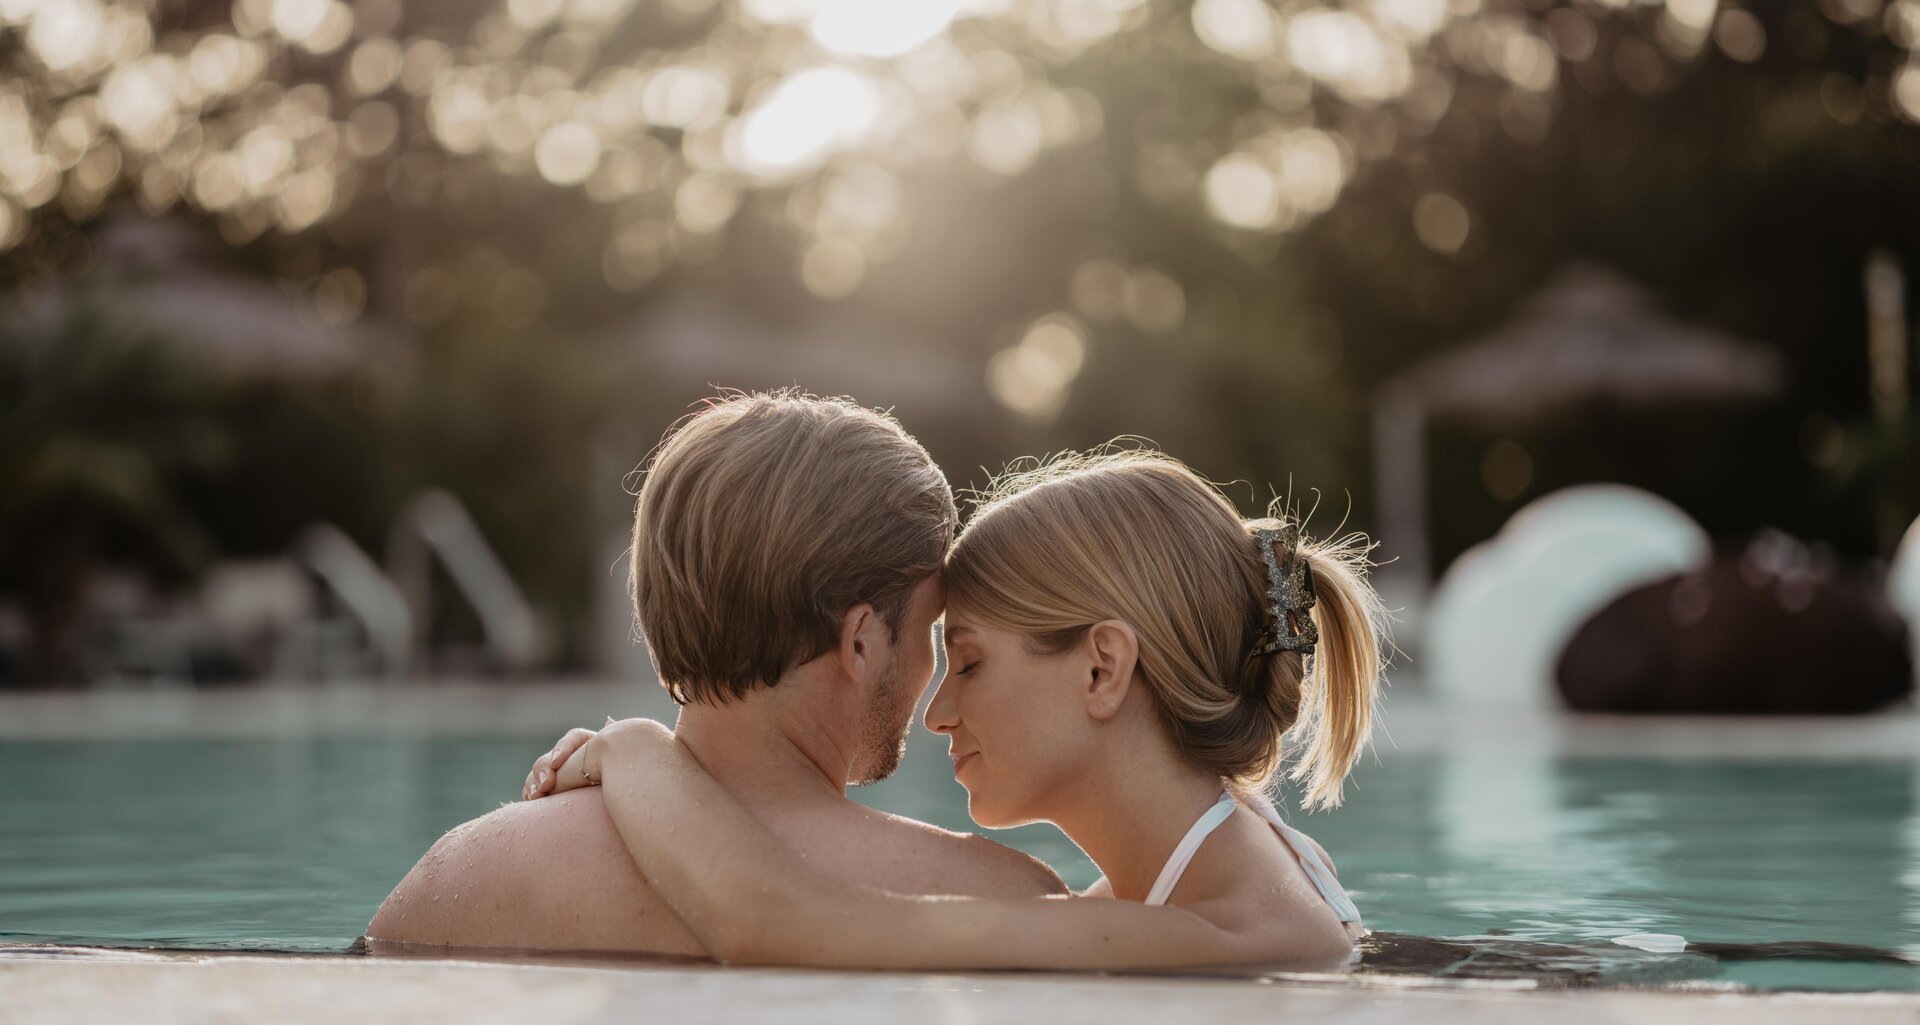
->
[923,668,959,734]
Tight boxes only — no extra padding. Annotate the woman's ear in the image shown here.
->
[1083,620,1138,721]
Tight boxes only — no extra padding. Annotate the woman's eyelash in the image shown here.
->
[953,661,981,677]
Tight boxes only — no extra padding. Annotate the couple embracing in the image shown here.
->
[368,389,1386,970]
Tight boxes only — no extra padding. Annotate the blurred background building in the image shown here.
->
[1,0,1917,706]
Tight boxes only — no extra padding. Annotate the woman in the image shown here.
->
[527,451,1387,970]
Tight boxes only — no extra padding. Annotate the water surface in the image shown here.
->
[3,728,1916,991]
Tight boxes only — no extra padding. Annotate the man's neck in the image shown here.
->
[669,672,859,807]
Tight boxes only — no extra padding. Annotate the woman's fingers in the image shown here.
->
[521,726,600,800]
[552,728,597,775]
[525,719,665,799]
[522,751,554,800]
[546,726,606,794]
[550,738,596,794]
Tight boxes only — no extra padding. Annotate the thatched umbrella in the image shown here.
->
[1373,263,1785,609]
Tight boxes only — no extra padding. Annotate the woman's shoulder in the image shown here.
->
[1182,808,1347,928]
[1172,825,1353,964]
[1236,792,1341,877]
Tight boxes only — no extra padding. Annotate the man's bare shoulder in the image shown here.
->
[366,803,519,946]
[844,806,1069,899]
[366,790,699,954]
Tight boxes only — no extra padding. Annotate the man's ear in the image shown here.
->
[1083,620,1139,722]
[837,602,886,685]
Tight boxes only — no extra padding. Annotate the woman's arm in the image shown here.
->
[562,720,1341,971]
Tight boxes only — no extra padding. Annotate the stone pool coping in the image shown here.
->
[4,947,1918,1025]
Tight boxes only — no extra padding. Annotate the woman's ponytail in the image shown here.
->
[1285,532,1388,810]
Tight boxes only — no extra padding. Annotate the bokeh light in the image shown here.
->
[987,311,1090,421]
[0,0,1906,292]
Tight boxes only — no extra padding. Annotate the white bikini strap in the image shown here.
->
[1244,793,1363,924]
[1143,792,1239,906]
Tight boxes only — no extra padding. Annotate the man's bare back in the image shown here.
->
[366,785,1066,954]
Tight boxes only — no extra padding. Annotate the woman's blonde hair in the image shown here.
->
[944,449,1386,810]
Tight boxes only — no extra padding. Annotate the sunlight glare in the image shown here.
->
[535,121,601,184]
[27,0,104,72]
[1286,9,1409,102]
[1204,152,1282,230]
[1192,0,1276,61]
[811,0,968,58]
[1895,63,1920,122]
[730,67,881,179]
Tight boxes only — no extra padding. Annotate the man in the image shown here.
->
[366,391,1065,954]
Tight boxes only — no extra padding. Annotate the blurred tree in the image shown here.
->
[0,286,232,682]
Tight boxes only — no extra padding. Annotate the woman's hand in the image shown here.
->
[552,717,675,792]
[521,717,674,800]
[521,719,613,801]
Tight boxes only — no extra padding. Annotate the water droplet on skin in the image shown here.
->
[431,895,441,902]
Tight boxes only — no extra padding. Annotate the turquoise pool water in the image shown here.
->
[2,726,1917,991]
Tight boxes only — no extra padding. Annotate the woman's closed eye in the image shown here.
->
[952,660,981,677]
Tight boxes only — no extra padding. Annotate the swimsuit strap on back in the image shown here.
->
[1243,792,1363,924]
[1143,792,1239,906]
[1143,791,1362,925]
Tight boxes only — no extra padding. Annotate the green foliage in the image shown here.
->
[0,285,234,679]
[0,286,231,591]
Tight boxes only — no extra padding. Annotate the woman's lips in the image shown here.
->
[952,751,979,775]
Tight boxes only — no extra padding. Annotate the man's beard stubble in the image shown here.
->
[849,653,917,787]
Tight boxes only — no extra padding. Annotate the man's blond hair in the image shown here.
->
[632,390,955,705]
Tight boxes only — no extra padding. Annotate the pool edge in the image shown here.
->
[3,948,1917,1025]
